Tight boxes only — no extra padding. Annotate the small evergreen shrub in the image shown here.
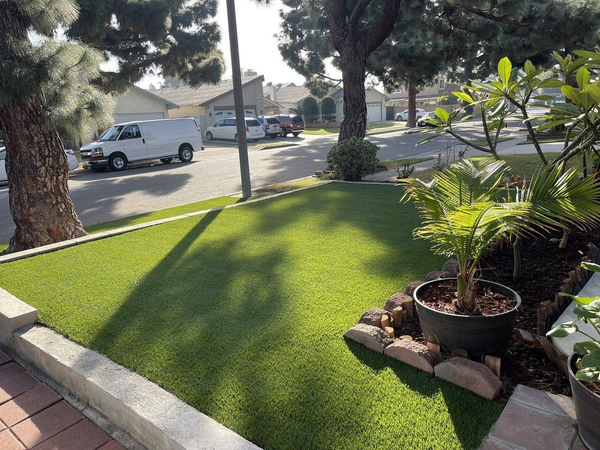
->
[326,138,379,181]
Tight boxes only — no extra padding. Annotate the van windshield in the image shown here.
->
[98,126,124,142]
[246,119,260,127]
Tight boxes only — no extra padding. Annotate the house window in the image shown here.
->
[438,79,446,90]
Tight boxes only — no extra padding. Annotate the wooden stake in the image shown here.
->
[451,349,468,359]
[404,299,414,319]
[391,307,403,327]
[383,327,395,339]
[426,342,440,354]
[399,335,413,341]
[381,315,390,329]
[484,355,501,377]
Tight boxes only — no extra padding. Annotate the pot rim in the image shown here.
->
[413,277,522,319]
[568,352,600,400]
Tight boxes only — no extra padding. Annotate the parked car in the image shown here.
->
[205,117,265,142]
[395,108,426,121]
[417,112,439,127]
[0,146,79,182]
[80,118,202,172]
[275,115,305,137]
[256,116,282,139]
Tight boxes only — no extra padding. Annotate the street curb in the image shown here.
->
[0,180,334,264]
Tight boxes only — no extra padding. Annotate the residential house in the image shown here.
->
[152,75,265,131]
[387,79,460,108]
[113,85,179,124]
[264,83,389,123]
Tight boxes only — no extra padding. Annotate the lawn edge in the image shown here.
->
[0,180,335,264]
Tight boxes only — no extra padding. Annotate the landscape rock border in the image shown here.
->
[344,288,504,400]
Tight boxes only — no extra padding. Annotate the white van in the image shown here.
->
[80,118,203,172]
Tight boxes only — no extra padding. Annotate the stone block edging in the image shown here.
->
[0,287,38,348]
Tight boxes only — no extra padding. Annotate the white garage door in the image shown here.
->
[114,112,165,124]
[367,103,382,123]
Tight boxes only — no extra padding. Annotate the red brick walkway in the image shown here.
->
[0,350,124,450]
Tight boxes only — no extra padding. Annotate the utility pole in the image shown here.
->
[226,0,252,198]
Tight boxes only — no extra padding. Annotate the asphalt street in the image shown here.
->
[0,122,524,243]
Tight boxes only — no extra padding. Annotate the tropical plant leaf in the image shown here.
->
[498,57,512,85]
[547,321,579,338]
[576,367,600,382]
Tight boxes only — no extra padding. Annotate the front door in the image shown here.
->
[119,125,147,161]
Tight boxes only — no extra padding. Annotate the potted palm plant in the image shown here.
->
[403,158,600,357]
[548,262,600,450]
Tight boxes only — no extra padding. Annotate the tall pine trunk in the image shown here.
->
[0,4,86,252]
[339,47,367,141]
[407,81,417,128]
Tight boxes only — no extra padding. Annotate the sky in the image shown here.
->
[134,0,330,89]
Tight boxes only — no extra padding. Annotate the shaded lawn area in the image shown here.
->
[304,123,405,135]
[0,183,502,449]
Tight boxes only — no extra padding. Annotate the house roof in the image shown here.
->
[128,85,179,109]
[264,84,312,105]
[152,75,264,107]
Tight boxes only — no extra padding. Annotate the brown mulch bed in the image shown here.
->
[478,229,600,400]
[419,280,517,316]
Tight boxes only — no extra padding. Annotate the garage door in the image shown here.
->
[114,112,165,124]
[367,103,382,123]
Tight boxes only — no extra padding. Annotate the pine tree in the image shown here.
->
[278,0,600,138]
[0,0,224,252]
[279,0,402,140]
[68,0,225,91]
[0,0,114,252]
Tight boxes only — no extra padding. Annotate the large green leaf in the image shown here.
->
[577,67,590,89]
[453,92,474,104]
[561,85,582,105]
[434,108,450,123]
[524,60,536,76]
[575,367,600,381]
[498,57,512,85]
[582,262,600,273]
[581,349,600,369]
[574,341,600,356]
[576,367,600,382]
[547,321,579,338]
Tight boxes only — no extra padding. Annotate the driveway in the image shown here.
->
[0,123,525,243]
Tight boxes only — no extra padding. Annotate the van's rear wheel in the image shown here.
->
[109,154,127,171]
[160,158,173,164]
[179,145,194,163]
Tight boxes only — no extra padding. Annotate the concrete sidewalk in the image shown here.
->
[0,350,126,450]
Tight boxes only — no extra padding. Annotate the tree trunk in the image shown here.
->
[0,4,87,252]
[339,46,367,141]
[407,81,417,128]
[512,236,522,280]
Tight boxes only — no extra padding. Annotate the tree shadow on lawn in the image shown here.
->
[82,183,495,449]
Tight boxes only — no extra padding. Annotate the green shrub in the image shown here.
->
[326,138,379,181]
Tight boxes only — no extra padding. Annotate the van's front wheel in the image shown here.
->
[179,145,194,163]
[109,154,127,171]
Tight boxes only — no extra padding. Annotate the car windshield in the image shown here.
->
[98,125,124,142]
[292,116,303,123]
[246,119,260,127]
[266,118,279,124]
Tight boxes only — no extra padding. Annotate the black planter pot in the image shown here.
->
[414,278,521,358]
[569,353,600,450]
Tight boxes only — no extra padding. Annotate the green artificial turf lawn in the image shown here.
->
[0,183,502,450]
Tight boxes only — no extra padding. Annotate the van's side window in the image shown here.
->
[223,119,236,126]
[120,125,142,140]
[213,120,223,128]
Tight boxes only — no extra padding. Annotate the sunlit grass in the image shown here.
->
[0,183,502,450]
